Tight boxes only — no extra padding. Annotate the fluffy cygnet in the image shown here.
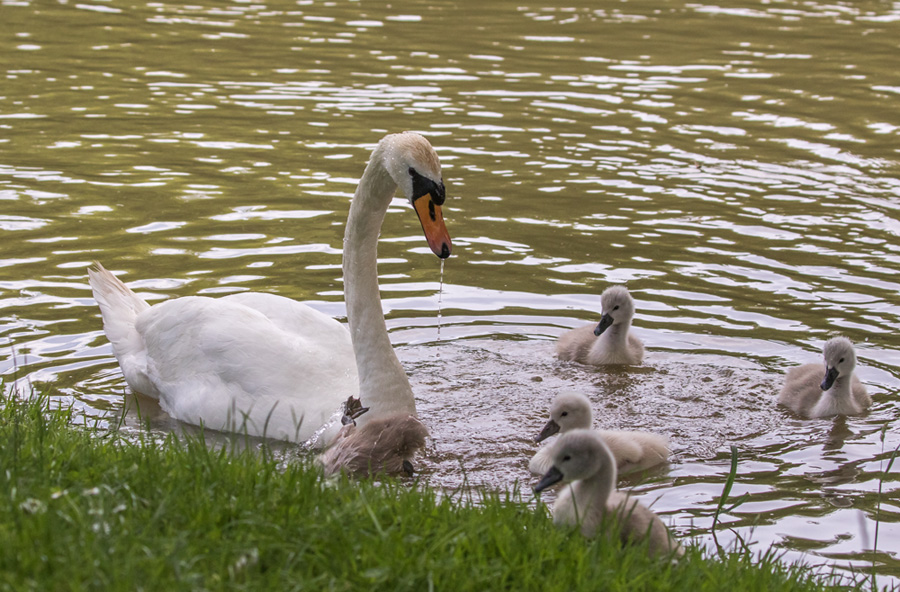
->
[533,430,683,557]
[556,285,644,365]
[777,337,871,419]
[319,398,428,477]
[530,391,669,476]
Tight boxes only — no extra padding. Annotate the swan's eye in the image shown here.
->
[408,167,446,205]
[562,455,571,462]
[839,357,844,364]
[561,411,568,417]
[613,305,619,310]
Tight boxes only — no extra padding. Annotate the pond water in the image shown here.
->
[2,0,899,585]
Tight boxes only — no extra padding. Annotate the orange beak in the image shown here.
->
[413,194,452,259]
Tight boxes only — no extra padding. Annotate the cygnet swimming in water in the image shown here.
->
[533,429,683,558]
[556,285,644,365]
[529,391,670,476]
[777,337,871,419]
[318,397,428,477]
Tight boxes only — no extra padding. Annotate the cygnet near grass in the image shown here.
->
[530,391,669,476]
[318,397,428,477]
[777,336,871,418]
[556,285,644,365]
[533,429,683,558]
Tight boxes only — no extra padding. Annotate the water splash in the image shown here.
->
[303,407,343,449]
[437,258,445,341]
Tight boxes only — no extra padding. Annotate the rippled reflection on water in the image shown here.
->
[2,0,900,585]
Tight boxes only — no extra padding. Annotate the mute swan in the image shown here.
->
[556,285,644,365]
[533,430,682,558]
[529,391,669,476]
[777,336,871,418]
[90,132,452,456]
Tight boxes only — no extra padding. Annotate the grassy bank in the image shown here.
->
[0,390,858,592]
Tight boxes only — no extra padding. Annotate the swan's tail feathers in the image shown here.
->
[88,262,150,351]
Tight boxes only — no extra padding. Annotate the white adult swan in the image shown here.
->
[556,285,644,365]
[777,336,871,418]
[533,430,682,558]
[90,132,452,456]
[529,391,669,476]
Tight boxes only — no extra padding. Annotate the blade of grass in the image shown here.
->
[712,445,750,557]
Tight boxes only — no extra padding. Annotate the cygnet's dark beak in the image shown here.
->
[534,419,560,443]
[533,465,564,495]
[820,366,839,391]
[593,312,613,336]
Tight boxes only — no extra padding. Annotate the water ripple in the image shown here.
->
[1,0,899,584]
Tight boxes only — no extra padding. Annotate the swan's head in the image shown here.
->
[533,430,616,494]
[594,285,636,336]
[820,336,857,391]
[380,132,452,259]
[534,391,593,443]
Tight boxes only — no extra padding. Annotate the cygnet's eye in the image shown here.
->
[560,411,568,417]
[613,305,619,311]
[839,357,845,364]
[562,455,571,462]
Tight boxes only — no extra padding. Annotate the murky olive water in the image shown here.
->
[2,0,899,585]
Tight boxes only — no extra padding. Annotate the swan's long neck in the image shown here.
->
[343,147,416,423]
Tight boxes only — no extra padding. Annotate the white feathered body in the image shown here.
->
[89,266,357,443]
[778,362,870,419]
[557,286,644,366]
[557,324,645,365]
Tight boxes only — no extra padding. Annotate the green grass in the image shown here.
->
[0,389,861,592]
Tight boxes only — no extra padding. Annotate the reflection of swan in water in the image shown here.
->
[529,391,669,476]
[90,133,452,471]
[556,286,644,365]
[533,429,683,557]
[777,337,871,419]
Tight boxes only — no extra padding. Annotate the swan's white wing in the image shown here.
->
[223,292,346,338]
[133,295,357,442]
